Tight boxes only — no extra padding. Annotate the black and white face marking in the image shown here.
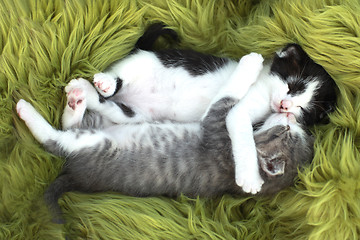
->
[270,43,337,126]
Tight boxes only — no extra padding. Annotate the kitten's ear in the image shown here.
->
[277,44,302,60]
[259,156,286,177]
[317,102,336,124]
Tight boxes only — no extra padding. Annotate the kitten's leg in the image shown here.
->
[204,53,265,194]
[17,99,110,154]
[63,78,145,129]
[67,78,146,124]
[62,82,88,129]
[93,73,119,98]
[224,53,264,194]
[17,99,60,143]
[17,99,112,223]
[62,78,112,130]
[203,53,264,119]
[226,106,263,194]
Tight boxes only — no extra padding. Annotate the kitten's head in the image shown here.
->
[269,44,337,126]
[254,113,314,194]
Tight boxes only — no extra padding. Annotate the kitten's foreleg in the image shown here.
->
[226,106,264,194]
[218,52,264,100]
[202,53,264,120]
[17,99,110,155]
[225,53,265,194]
[202,53,265,194]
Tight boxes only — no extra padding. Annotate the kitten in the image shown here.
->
[85,24,336,126]
[17,93,313,224]
[61,25,336,193]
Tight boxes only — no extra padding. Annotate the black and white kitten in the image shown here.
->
[61,25,336,193]
[16,74,313,223]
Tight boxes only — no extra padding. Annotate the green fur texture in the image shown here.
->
[1,0,360,239]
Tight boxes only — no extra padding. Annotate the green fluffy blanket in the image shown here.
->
[1,0,359,239]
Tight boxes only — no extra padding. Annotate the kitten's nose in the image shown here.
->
[280,100,293,111]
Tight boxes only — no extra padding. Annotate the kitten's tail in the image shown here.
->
[135,23,179,51]
[44,174,74,224]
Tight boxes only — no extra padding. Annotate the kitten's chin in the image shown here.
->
[285,112,296,123]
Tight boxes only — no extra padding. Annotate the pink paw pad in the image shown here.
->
[94,81,110,93]
[67,88,85,111]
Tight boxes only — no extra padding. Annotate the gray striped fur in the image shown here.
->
[43,97,313,223]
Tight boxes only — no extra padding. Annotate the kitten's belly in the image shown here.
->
[110,51,238,122]
[119,72,228,122]
[104,121,201,148]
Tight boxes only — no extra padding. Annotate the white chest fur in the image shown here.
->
[108,51,238,121]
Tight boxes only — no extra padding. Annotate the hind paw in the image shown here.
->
[17,99,37,123]
[65,78,100,109]
[93,73,117,98]
[65,79,88,112]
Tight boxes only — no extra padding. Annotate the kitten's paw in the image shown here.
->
[17,99,46,125]
[240,52,264,66]
[236,171,264,194]
[93,73,117,98]
[65,78,99,110]
[65,79,88,112]
[17,99,36,122]
[17,99,54,143]
[239,53,264,79]
[66,86,87,112]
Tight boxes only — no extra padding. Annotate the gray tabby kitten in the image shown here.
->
[16,94,313,223]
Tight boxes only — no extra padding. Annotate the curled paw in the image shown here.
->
[65,79,88,112]
[65,78,99,110]
[93,73,117,98]
[240,52,264,66]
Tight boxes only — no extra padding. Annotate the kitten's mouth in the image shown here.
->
[271,101,281,113]
[260,158,286,177]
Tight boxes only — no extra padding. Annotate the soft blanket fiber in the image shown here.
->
[1,0,360,239]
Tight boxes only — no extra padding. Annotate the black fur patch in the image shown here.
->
[155,49,229,76]
[119,103,135,117]
[287,80,306,96]
[113,77,123,96]
[135,23,179,51]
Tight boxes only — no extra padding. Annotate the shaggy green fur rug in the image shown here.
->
[1,0,360,239]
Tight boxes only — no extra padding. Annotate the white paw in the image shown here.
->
[17,99,54,143]
[65,78,99,110]
[93,73,117,98]
[239,52,264,67]
[239,52,264,78]
[17,99,36,122]
[236,170,264,194]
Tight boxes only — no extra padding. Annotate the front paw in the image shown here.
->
[236,170,264,194]
[239,52,264,76]
[93,73,117,98]
[240,52,264,66]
